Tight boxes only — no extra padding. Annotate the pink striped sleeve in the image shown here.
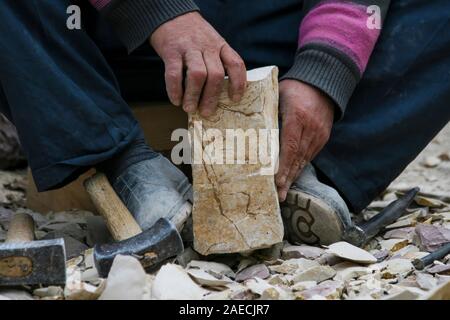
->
[299,1,381,73]
[88,0,112,10]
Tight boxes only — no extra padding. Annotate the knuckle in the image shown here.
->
[285,138,300,153]
[275,177,285,187]
[231,57,245,69]
[165,70,179,82]
[189,69,207,81]
[209,70,225,84]
[277,167,288,178]
[292,157,302,168]
[187,88,202,99]
[292,109,307,124]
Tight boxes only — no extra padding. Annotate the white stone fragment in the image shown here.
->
[268,258,319,275]
[64,256,105,300]
[293,265,336,284]
[281,245,324,260]
[187,268,233,287]
[416,272,438,291]
[422,156,441,168]
[99,255,148,300]
[245,277,292,300]
[381,259,415,279]
[33,286,64,299]
[296,280,343,300]
[152,264,208,300]
[333,262,371,282]
[291,281,318,291]
[0,290,33,300]
[379,239,409,252]
[187,260,236,278]
[327,242,377,264]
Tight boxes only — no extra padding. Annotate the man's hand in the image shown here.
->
[276,80,335,202]
[150,12,247,117]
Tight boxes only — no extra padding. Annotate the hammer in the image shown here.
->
[84,173,184,278]
[343,187,420,247]
[0,213,66,286]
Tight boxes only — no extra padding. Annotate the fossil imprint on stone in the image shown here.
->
[189,66,284,255]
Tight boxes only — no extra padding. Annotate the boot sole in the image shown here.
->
[281,189,343,245]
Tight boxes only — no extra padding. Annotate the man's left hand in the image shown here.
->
[276,79,335,202]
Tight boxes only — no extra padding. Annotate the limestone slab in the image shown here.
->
[190,66,283,255]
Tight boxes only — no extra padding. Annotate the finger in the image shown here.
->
[199,51,225,117]
[164,54,184,106]
[276,124,303,201]
[282,134,314,199]
[220,45,247,102]
[183,51,207,113]
[278,158,302,202]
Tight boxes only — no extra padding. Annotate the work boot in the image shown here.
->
[110,154,193,232]
[281,163,353,245]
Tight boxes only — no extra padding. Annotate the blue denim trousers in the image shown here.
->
[0,0,449,213]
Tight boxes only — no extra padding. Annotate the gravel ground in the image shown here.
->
[389,123,450,199]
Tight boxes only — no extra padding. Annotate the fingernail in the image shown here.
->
[280,190,287,202]
[170,95,180,106]
[174,98,181,107]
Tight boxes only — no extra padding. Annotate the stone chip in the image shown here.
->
[293,265,336,284]
[327,242,377,264]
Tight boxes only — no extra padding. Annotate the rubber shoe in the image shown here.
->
[281,164,352,245]
[111,154,192,231]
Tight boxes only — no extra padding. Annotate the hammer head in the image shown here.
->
[343,188,420,247]
[342,225,366,247]
[0,238,66,286]
[94,218,184,278]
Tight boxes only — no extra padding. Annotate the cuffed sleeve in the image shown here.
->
[282,0,391,120]
[103,0,199,52]
[281,47,361,120]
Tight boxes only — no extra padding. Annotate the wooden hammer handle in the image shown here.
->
[6,213,35,243]
[84,173,142,241]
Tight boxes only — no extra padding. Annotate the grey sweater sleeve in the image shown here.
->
[95,0,199,53]
[281,0,391,120]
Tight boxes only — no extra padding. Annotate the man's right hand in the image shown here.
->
[150,12,247,117]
